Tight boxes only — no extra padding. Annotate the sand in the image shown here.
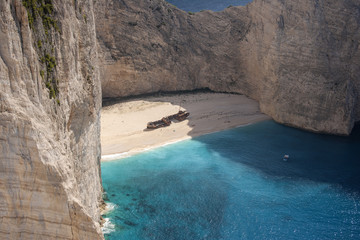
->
[101,92,270,160]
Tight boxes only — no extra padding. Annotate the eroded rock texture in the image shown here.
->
[96,0,360,135]
[0,0,103,239]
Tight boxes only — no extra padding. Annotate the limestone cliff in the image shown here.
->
[95,0,360,135]
[245,0,360,135]
[0,0,103,239]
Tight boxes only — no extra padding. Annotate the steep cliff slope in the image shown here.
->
[95,0,360,135]
[96,0,250,97]
[244,0,360,135]
[0,0,103,239]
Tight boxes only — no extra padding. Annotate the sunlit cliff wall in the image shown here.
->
[0,0,103,239]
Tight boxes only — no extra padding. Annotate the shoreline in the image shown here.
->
[101,121,264,161]
[101,136,192,161]
[101,92,270,161]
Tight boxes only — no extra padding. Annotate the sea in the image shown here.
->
[101,120,360,240]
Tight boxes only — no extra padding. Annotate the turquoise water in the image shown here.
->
[102,120,360,240]
[166,0,252,12]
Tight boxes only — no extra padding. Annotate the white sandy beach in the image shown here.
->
[101,92,270,160]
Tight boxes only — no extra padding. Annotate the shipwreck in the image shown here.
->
[147,110,190,129]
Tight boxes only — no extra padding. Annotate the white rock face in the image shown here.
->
[96,0,360,135]
[244,0,360,135]
[0,0,103,239]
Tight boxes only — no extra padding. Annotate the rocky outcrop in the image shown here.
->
[0,0,103,239]
[95,0,360,135]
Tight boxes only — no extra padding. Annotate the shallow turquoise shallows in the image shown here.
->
[102,120,360,240]
[166,0,252,12]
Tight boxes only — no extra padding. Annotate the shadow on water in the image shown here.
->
[192,120,360,193]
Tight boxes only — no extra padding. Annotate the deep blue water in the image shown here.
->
[166,0,252,12]
[102,120,360,240]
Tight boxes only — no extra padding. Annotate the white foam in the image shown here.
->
[101,152,130,161]
[101,137,192,161]
[102,218,115,235]
[102,202,117,215]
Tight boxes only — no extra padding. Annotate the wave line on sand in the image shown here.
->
[101,137,192,161]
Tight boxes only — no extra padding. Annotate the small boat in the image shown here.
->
[283,154,289,161]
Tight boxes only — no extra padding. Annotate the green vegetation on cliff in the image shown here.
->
[22,0,58,30]
[22,0,60,103]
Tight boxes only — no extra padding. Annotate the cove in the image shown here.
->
[102,120,360,239]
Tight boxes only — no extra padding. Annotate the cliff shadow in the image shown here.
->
[191,120,360,194]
